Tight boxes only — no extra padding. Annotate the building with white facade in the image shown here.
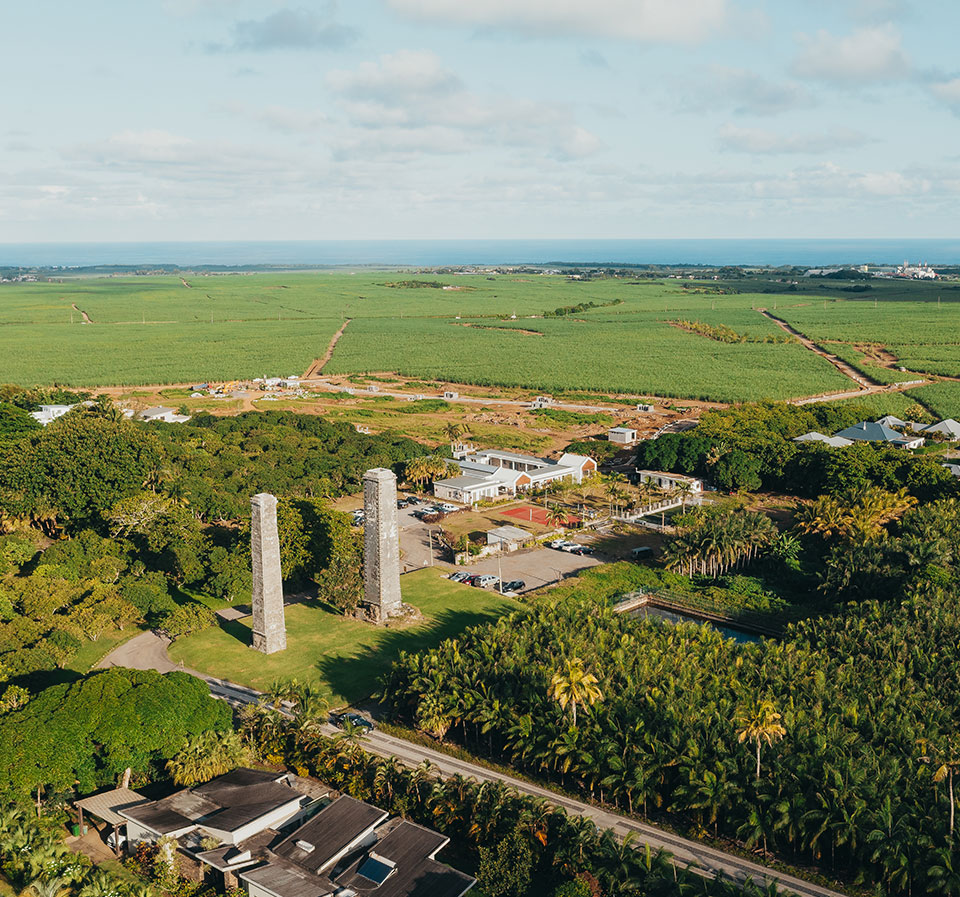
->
[433,449,596,506]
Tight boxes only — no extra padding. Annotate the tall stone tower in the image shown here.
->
[363,468,402,622]
[250,492,286,654]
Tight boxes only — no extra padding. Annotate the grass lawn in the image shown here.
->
[168,568,521,708]
[67,628,140,674]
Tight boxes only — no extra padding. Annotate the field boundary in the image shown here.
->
[303,318,352,379]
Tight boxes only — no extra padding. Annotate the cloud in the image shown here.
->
[678,66,815,116]
[930,77,960,113]
[208,5,357,52]
[792,24,909,83]
[718,124,870,154]
[325,51,602,160]
[327,50,462,101]
[579,50,610,69]
[384,0,733,44]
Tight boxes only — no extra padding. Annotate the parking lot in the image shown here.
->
[353,496,610,594]
[458,541,604,593]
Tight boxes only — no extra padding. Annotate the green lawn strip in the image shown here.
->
[66,628,140,674]
[168,568,521,707]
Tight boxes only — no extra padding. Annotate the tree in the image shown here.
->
[545,505,568,530]
[919,737,960,838]
[476,828,534,897]
[736,699,786,781]
[161,603,214,640]
[549,657,602,728]
[166,730,249,786]
[315,552,363,614]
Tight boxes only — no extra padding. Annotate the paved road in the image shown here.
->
[97,635,846,897]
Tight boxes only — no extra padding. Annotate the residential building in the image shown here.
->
[30,404,75,425]
[922,419,960,440]
[433,449,596,506]
[637,470,703,494]
[139,406,191,424]
[120,768,315,848]
[239,795,475,897]
[833,421,924,449]
[793,431,854,448]
[608,426,638,445]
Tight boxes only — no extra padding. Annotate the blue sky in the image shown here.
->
[3,0,959,242]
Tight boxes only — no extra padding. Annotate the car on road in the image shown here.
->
[500,580,525,593]
[473,574,499,589]
[329,711,375,732]
[448,571,472,583]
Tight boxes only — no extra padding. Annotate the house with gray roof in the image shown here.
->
[793,431,854,448]
[833,421,924,449]
[120,768,316,847]
[922,419,960,440]
[239,796,475,897]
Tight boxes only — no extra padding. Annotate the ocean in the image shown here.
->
[0,239,958,269]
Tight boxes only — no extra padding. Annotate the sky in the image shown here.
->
[3,0,959,242]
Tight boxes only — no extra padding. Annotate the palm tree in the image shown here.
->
[444,422,468,451]
[166,730,249,785]
[736,699,786,781]
[549,657,602,728]
[545,505,568,530]
[919,738,960,838]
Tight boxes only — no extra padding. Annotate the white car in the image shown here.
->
[548,539,568,549]
[473,574,499,588]
[438,503,460,513]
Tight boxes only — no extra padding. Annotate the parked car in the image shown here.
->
[473,574,499,589]
[438,503,460,513]
[405,496,422,505]
[500,580,525,593]
[567,545,594,556]
[329,711,375,732]
[548,539,568,549]
[449,571,472,583]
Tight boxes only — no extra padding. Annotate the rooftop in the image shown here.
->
[272,795,387,875]
[121,768,301,836]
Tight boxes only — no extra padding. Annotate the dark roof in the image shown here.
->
[335,821,474,897]
[273,796,387,874]
[242,860,337,897]
[121,803,196,835]
[122,768,301,836]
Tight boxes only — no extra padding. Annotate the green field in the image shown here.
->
[167,568,521,708]
[775,299,960,378]
[6,271,960,404]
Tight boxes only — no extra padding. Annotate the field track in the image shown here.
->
[302,318,352,379]
[71,303,93,324]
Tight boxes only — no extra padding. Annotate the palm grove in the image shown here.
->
[382,401,960,897]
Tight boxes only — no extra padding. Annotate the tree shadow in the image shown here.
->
[315,606,512,709]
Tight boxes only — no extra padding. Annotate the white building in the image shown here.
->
[30,404,75,426]
[793,431,854,448]
[433,449,596,506]
[637,470,703,493]
[608,426,638,445]
[139,406,191,423]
